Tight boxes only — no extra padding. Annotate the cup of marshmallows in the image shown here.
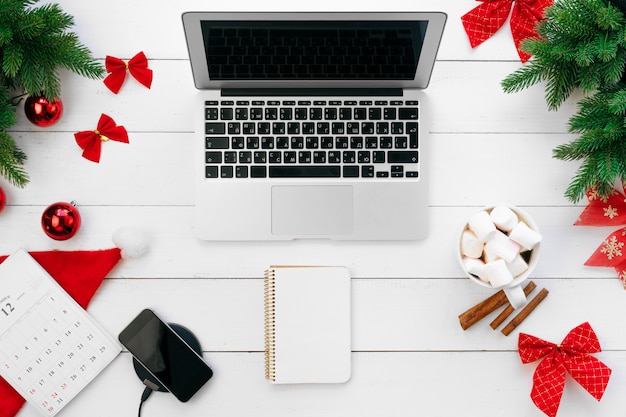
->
[458,205,542,309]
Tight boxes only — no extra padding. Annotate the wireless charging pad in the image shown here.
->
[132,323,203,392]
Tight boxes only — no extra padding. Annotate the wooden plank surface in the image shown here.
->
[1,1,619,417]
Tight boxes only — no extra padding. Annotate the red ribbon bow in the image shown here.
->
[104,51,153,94]
[74,114,128,163]
[518,322,611,417]
[461,0,553,62]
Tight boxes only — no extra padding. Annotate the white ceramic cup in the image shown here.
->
[458,205,541,309]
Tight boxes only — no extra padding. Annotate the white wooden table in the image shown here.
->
[4,1,626,416]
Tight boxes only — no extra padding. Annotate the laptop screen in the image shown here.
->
[200,21,428,81]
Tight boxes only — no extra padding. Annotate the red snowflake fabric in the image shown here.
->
[576,182,626,287]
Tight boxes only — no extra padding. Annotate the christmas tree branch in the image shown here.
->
[0,0,104,188]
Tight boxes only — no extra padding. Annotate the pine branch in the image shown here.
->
[502,0,626,109]
[0,131,29,187]
[0,0,104,99]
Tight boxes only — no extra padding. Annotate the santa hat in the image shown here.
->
[0,228,148,417]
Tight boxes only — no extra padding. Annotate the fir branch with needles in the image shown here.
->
[502,0,626,202]
[0,0,104,188]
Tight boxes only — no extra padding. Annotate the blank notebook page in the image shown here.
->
[269,266,351,384]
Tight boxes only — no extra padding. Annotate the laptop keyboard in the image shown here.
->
[203,99,419,179]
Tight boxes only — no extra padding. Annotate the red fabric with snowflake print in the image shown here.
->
[575,184,626,226]
[584,227,626,288]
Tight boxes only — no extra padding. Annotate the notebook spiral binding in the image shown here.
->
[264,269,276,381]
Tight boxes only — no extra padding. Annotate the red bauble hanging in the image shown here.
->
[41,201,81,240]
[24,94,63,127]
[0,186,5,212]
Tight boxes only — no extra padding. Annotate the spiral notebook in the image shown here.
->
[264,266,351,384]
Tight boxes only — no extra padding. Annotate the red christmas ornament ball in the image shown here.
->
[0,186,5,212]
[41,202,81,240]
[24,94,63,127]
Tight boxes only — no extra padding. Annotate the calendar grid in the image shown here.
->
[0,249,121,417]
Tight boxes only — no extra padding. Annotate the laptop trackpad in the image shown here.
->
[271,185,353,236]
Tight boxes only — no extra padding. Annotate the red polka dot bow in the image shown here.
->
[104,51,153,94]
[518,322,611,417]
[74,114,129,163]
[461,0,553,62]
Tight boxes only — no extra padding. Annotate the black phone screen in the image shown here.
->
[119,309,213,402]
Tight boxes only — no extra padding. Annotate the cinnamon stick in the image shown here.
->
[489,281,537,330]
[501,288,549,336]
[459,289,509,330]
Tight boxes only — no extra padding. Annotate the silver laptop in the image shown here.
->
[182,12,446,240]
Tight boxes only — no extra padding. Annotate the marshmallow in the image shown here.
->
[484,230,521,263]
[509,221,542,250]
[463,257,489,283]
[467,210,497,242]
[461,230,484,258]
[490,206,518,232]
[484,259,514,287]
[506,254,529,277]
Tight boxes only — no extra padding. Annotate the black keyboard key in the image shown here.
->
[383,108,396,120]
[369,108,382,120]
[221,108,234,120]
[239,151,252,163]
[232,137,244,149]
[205,137,229,149]
[306,137,319,149]
[388,151,418,163]
[236,166,248,178]
[205,166,219,178]
[391,165,404,177]
[358,151,370,163]
[399,108,418,120]
[269,151,282,163]
[395,136,408,149]
[373,151,385,163]
[206,108,218,120]
[254,151,267,163]
[343,166,359,177]
[206,123,226,135]
[313,151,327,163]
[269,166,341,177]
[277,137,290,149]
[251,166,267,178]
[362,166,375,177]
[284,151,297,163]
[261,137,275,149]
[365,137,378,148]
[299,151,312,163]
[235,108,248,120]
[221,166,233,178]
[205,151,222,164]
[224,151,237,163]
[228,122,241,134]
[350,137,363,149]
[406,171,419,177]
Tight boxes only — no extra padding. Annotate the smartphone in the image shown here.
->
[118,309,213,402]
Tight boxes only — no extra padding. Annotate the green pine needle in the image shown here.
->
[0,0,104,188]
